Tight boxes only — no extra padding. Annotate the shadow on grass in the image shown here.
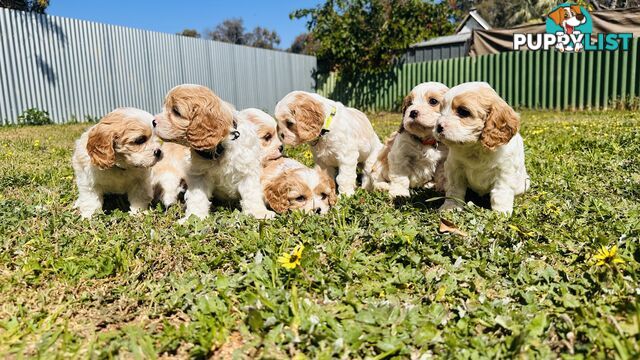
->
[393,189,492,212]
[103,193,242,215]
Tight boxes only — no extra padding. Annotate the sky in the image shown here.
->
[47,0,322,49]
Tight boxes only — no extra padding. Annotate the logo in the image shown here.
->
[513,3,632,52]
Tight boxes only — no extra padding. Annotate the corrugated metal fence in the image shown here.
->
[318,37,640,112]
[0,8,317,124]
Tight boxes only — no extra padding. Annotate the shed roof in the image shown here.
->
[455,9,491,33]
[410,32,471,48]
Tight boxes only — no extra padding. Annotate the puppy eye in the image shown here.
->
[321,193,328,200]
[428,98,439,106]
[172,107,181,117]
[456,107,471,118]
[286,120,294,128]
[134,136,147,145]
[263,133,272,142]
[295,195,306,202]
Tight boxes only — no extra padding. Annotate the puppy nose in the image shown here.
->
[409,110,419,119]
[154,149,162,158]
[278,145,284,153]
[436,124,444,134]
[152,119,157,128]
[315,207,322,214]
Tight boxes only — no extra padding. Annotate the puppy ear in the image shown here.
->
[87,122,116,169]
[480,97,520,151]
[317,167,337,206]
[570,5,582,15]
[548,8,564,25]
[292,95,324,143]
[186,96,233,151]
[263,176,291,213]
[401,93,413,116]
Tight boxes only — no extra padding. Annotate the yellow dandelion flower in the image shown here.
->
[592,245,625,266]
[277,244,304,270]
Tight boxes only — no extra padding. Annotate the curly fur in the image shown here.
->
[434,82,529,214]
[72,108,162,218]
[275,91,383,196]
[372,82,449,197]
[261,158,337,214]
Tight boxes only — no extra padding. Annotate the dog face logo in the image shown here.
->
[515,3,631,52]
[545,3,592,52]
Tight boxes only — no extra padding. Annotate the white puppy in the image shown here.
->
[372,82,449,198]
[72,108,163,218]
[434,82,529,214]
[274,91,382,196]
[154,84,274,221]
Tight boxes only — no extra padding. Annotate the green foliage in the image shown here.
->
[0,0,49,13]
[0,111,639,357]
[291,0,455,76]
[207,18,281,50]
[16,108,52,126]
[288,32,317,55]
[177,29,201,38]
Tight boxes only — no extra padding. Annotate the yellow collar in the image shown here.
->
[320,107,337,136]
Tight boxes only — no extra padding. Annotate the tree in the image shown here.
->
[288,33,317,54]
[206,18,281,49]
[177,29,201,38]
[0,0,49,13]
[291,0,455,76]
[246,26,281,49]
[207,18,247,45]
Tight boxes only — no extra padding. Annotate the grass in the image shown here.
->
[0,110,639,359]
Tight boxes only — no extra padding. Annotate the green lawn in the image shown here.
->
[0,111,638,359]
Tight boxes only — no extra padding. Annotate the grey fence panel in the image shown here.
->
[0,8,316,124]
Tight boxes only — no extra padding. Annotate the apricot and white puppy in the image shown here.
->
[149,108,276,209]
[154,84,274,221]
[239,108,337,213]
[262,158,337,214]
[434,82,529,214]
[275,91,382,196]
[72,108,163,218]
[372,82,449,197]
[150,142,189,207]
[237,108,284,165]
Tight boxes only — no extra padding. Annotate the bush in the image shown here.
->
[17,108,53,126]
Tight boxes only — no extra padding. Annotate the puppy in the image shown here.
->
[237,108,284,166]
[154,84,274,221]
[237,108,337,214]
[275,91,382,196]
[150,142,189,207]
[372,82,449,198]
[72,108,162,218]
[262,158,337,214]
[434,82,529,214]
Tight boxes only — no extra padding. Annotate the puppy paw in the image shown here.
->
[339,188,356,197]
[389,186,410,199]
[248,209,276,220]
[79,211,95,219]
[491,205,513,215]
[439,200,462,211]
[373,182,390,192]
